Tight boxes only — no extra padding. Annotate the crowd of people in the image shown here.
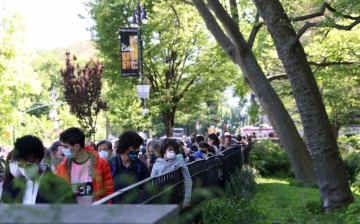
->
[0,127,254,208]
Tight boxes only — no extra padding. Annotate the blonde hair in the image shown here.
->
[147,140,161,158]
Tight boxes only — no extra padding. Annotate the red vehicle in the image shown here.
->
[241,124,277,138]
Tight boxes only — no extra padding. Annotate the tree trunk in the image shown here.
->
[192,0,317,186]
[162,110,175,137]
[253,0,354,210]
[330,123,340,140]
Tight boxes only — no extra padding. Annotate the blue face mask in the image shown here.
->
[128,151,139,161]
[62,148,71,157]
[150,153,156,160]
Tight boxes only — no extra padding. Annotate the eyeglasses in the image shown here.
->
[16,161,37,168]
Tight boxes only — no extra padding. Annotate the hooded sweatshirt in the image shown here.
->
[151,157,192,204]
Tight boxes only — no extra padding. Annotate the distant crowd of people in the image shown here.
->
[0,127,255,208]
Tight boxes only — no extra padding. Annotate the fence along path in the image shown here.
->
[92,146,244,205]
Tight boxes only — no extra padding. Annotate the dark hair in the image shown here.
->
[49,140,62,156]
[208,133,220,148]
[160,138,179,158]
[13,135,44,161]
[59,127,85,148]
[117,130,144,154]
[195,135,205,144]
[190,133,196,143]
[85,140,96,150]
[208,146,216,154]
[96,140,112,151]
[198,141,209,149]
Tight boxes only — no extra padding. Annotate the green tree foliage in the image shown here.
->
[87,0,238,136]
[305,27,360,136]
[0,14,44,144]
[86,0,151,134]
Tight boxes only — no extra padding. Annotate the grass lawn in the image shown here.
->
[251,177,360,224]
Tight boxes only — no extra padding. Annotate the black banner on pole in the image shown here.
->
[119,27,139,77]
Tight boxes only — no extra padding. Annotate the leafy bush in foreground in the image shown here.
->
[201,166,263,224]
[249,139,292,177]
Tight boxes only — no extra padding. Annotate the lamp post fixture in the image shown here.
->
[131,1,148,114]
[50,86,59,134]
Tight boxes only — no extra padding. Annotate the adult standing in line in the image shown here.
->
[151,138,192,209]
[97,140,115,161]
[56,127,114,204]
[1,135,75,204]
[108,130,150,204]
[48,141,64,173]
[145,140,161,173]
[207,133,220,155]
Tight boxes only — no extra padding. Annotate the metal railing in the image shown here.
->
[92,146,244,205]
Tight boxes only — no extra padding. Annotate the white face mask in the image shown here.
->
[166,151,176,160]
[9,161,22,178]
[99,150,110,159]
[18,163,40,179]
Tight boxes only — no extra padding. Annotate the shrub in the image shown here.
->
[201,197,263,224]
[338,135,360,150]
[226,166,258,200]
[249,139,292,177]
[340,149,360,184]
[338,200,360,224]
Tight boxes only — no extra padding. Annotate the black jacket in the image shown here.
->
[1,167,76,204]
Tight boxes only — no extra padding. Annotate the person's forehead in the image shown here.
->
[61,142,71,147]
[128,146,139,151]
[98,143,110,149]
[17,155,36,163]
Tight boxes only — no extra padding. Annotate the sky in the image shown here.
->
[1,0,91,49]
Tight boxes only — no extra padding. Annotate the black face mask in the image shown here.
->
[201,150,206,153]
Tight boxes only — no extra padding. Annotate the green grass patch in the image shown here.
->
[252,177,360,224]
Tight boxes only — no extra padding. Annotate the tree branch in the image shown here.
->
[308,61,357,66]
[229,0,239,25]
[248,12,263,49]
[292,2,360,22]
[296,18,360,39]
[206,0,249,54]
[267,73,288,82]
[293,2,360,39]
[191,0,239,62]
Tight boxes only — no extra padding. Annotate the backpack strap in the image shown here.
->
[111,155,121,177]
[137,162,141,181]
[112,154,141,181]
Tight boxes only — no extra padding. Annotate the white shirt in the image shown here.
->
[22,171,45,204]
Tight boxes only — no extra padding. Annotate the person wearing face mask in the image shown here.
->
[145,140,161,173]
[108,130,150,204]
[2,150,22,189]
[151,138,193,209]
[1,135,76,204]
[96,140,115,161]
[48,141,65,174]
[56,127,114,205]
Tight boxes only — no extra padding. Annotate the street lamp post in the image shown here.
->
[50,87,59,135]
[131,1,148,114]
